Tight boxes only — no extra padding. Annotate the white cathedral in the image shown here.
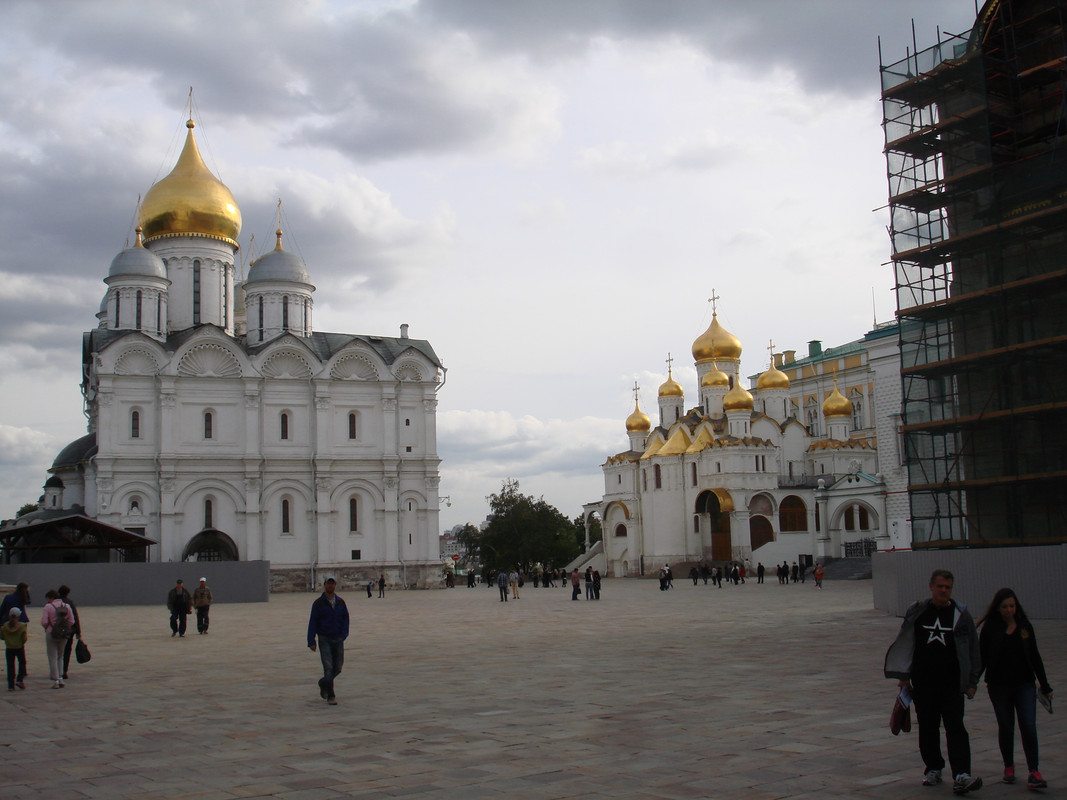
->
[591,305,908,577]
[27,119,445,587]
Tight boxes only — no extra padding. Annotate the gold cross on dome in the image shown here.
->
[632,380,640,400]
[768,339,775,367]
[708,290,720,315]
[665,352,674,374]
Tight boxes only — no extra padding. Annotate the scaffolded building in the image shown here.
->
[881,0,1067,546]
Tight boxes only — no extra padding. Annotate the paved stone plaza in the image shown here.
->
[2,578,1063,799]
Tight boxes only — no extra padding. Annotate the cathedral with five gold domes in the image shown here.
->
[36,119,445,587]
[592,304,908,577]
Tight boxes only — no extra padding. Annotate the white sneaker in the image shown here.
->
[953,773,982,794]
[923,769,943,786]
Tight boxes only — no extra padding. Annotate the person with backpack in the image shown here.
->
[40,589,74,689]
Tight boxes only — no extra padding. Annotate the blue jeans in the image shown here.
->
[317,635,344,698]
[988,682,1039,771]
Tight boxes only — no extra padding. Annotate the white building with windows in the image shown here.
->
[37,119,445,588]
[591,308,906,577]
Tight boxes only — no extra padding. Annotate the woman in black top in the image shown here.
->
[978,588,1053,789]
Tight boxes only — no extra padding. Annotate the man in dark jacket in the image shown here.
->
[307,576,349,705]
[884,569,983,794]
[166,579,192,638]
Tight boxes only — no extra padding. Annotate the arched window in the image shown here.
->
[614,523,627,537]
[348,412,357,440]
[852,397,864,431]
[114,293,121,328]
[204,411,213,439]
[131,410,140,439]
[779,495,807,531]
[204,498,213,529]
[193,260,201,325]
[691,463,697,487]
[654,464,662,489]
[349,498,358,532]
[282,499,291,533]
[280,412,289,440]
[129,498,141,514]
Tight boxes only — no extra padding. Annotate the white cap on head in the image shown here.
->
[9,608,20,617]
[324,575,337,584]
[199,577,207,582]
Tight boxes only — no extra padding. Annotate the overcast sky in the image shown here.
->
[0,0,981,533]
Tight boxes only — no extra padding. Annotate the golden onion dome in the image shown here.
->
[757,361,790,390]
[692,312,742,363]
[822,378,853,418]
[139,120,242,247]
[701,367,730,388]
[722,381,754,412]
[658,369,684,398]
[625,398,651,432]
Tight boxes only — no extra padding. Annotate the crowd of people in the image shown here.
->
[1,581,87,690]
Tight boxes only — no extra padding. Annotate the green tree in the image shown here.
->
[461,479,579,571]
[15,503,38,518]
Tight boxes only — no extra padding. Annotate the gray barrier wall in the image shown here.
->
[873,545,1067,620]
[0,561,270,606]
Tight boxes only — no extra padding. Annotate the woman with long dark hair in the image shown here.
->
[977,588,1053,789]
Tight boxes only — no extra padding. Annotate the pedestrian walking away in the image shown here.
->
[167,579,192,638]
[2,607,28,691]
[193,577,213,634]
[40,589,74,689]
[570,568,581,601]
[977,588,1053,790]
[307,576,349,705]
[0,582,31,623]
[497,570,509,602]
[884,568,983,795]
[377,574,386,598]
[57,585,81,679]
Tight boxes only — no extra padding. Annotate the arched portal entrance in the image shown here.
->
[695,489,733,561]
[182,529,239,561]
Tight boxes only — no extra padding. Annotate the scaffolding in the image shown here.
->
[881,0,1067,546]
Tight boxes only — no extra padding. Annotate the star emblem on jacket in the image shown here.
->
[923,617,951,645]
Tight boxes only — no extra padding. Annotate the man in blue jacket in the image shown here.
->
[307,576,349,705]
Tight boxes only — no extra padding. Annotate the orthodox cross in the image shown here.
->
[632,380,640,401]
[665,352,674,376]
[767,339,775,368]
[708,290,720,315]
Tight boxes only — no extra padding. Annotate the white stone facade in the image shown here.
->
[593,317,904,577]
[44,122,445,587]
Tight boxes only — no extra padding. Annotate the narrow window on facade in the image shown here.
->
[135,290,142,329]
[654,464,662,489]
[223,272,229,329]
[282,499,291,533]
[642,470,647,491]
[114,293,121,328]
[258,297,264,338]
[617,473,622,485]
[131,410,140,439]
[348,412,357,440]
[280,412,289,440]
[349,498,358,532]
[157,295,163,335]
[204,499,213,529]
[193,260,201,325]
[693,515,699,533]
[815,502,821,532]
[691,463,697,487]
[282,296,289,331]
[844,506,855,531]
[204,411,213,439]
[405,418,411,426]
[304,298,310,335]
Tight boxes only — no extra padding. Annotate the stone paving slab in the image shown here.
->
[1,579,1063,798]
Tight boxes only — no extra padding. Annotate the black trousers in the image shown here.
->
[913,681,971,776]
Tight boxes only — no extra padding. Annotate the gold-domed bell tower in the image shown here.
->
[756,342,790,423]
[625,383,652,451]
[657,355,684,428]
[138,119,242,335]
[822,374,854,441]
